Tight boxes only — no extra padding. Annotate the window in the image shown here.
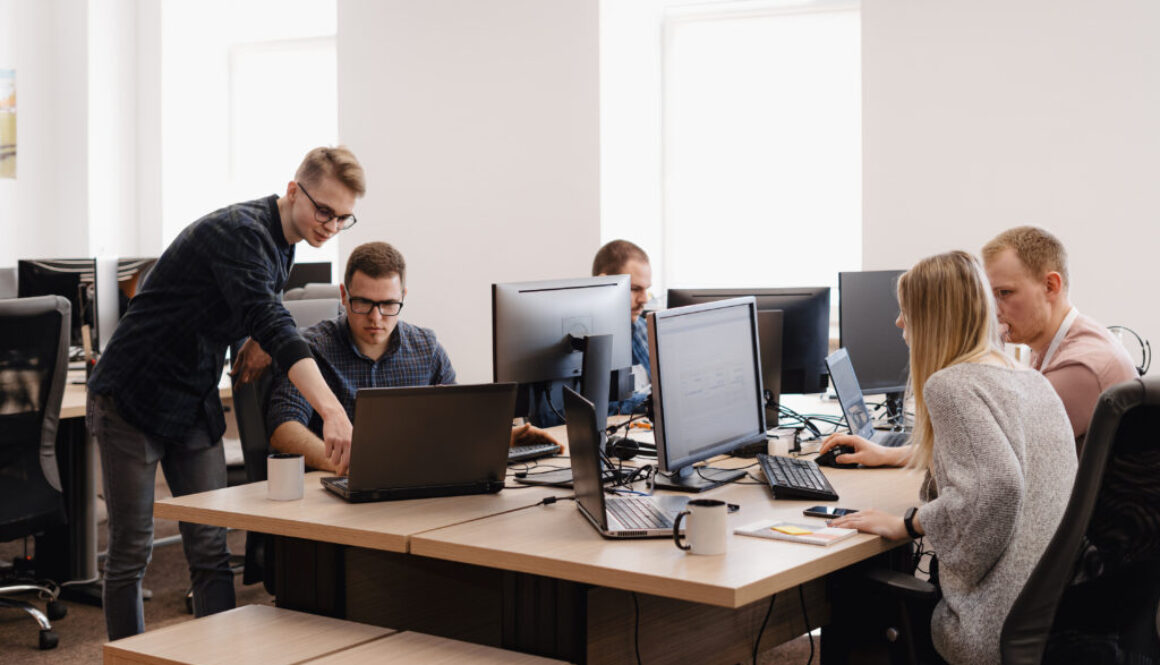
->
[662,2,861,303]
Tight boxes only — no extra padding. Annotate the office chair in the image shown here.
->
[862,376,1160,665]
[283,283,341,301]
[0,295,71,650]
[232,297,341,591]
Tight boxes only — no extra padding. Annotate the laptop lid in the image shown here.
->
[347,383,517,493]
[562,387,609,531]
[825,348,875,440]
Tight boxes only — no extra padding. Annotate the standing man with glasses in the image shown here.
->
[87,146,365,640]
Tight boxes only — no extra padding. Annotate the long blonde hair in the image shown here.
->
[898,250,1011,471]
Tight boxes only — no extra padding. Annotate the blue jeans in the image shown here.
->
[89,393,236,640]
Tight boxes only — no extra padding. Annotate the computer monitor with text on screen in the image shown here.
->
[648,297,767,492]
[492,276,633,432]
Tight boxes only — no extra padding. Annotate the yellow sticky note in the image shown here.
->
[771,525,812,536]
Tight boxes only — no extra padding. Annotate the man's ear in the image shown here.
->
[339,283,347,303]
[1044,271,1064,298]
[285,180,298,199]
[402,286,408,301]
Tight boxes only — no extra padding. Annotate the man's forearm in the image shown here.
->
[270,421,335,472]
[286,358,347,422]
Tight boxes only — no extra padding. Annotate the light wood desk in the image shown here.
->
[154,416,921,664]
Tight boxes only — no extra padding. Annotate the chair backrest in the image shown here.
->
[284,283,341,301]
[284,298,342,331]
[0,296,71,541]
[1001,376,1160,664]
[232,299,340,482]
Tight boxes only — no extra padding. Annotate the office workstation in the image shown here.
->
[4,2,1160,664]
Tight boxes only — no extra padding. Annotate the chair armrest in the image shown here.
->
[864,568,938,600]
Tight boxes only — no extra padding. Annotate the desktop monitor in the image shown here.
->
[838,270,908,396]
[648,297,767,492]
[285,262,333,291]
[492,276,633,429]
[667,287,830,395]
[18,258,98,356]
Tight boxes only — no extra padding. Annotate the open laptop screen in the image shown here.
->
[826,348,874,439]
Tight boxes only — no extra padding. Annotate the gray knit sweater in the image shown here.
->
[916,363,1077,665]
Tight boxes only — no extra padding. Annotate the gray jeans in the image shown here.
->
[89,393,236,640]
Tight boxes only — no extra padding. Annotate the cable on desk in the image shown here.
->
[798,584,815,665]
[632,591,643,665]
[752,592,777,665]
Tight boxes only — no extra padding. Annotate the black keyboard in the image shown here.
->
[756,453,839,501]
[508,442,562,464]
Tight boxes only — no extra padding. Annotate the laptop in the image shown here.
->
[825,348,909,447]
[321,383,518,502]
[564,387,688,538]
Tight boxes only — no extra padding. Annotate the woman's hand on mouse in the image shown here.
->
[818,433,908,468]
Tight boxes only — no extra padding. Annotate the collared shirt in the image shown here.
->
[610,316,651,415]
[266,315,456,435]
[88,195,311,443]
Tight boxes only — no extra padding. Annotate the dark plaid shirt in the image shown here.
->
[266,315,456,435]
[89,195,311,443]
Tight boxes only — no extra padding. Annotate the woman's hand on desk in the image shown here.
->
[818,433,907,468]
[828,509,908,540]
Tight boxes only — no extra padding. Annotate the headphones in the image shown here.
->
[604,435,640,461]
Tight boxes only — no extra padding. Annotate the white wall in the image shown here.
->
[0,0,91,266]
[337,0,601,383]
[863,0,1160,371]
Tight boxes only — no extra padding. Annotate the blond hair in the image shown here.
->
[295,146,366,197]
[898,250,1012,471]
[981,226,1069,288]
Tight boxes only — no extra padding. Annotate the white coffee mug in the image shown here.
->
[672,498,729,555]
[267,453,305,501]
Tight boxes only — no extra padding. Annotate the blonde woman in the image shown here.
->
[824,251,1076,665]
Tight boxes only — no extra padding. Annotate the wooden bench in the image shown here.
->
[104,605,568,665]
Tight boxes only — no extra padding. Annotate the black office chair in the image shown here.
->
[0,295,71,650]
[864,376,1160,665]
[1002,375,1160,664]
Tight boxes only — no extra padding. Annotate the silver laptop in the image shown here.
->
[825,348,909,447]
[563,387,688,538]
[322,383,517,502]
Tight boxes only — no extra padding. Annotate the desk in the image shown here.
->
[155,422,922,664]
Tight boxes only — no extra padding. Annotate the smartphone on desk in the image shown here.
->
[802,505,858,519]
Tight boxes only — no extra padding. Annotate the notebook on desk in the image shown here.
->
[321,383,517,503]
[564,387,688,538]
[825,348,909,447]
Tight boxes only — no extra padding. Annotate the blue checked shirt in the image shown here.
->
[266,315,457,435]
[610,315,651,415]
[88,195,310,443]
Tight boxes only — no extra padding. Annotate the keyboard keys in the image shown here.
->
[756,453,839,501]
[608,497,673,530]
[507,442,561,464]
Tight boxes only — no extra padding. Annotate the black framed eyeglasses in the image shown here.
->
[297,182,358,230]
[348,297,404,317]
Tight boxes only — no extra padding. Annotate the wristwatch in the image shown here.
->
[903,506,921,539]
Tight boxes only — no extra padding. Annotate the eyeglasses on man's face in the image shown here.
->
[347,296,403,317]
[297,182,358,231]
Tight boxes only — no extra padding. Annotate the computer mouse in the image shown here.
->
[815,445,858,469]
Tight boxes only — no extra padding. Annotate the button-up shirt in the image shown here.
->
[266,315,456,435]
[88,195,310,443]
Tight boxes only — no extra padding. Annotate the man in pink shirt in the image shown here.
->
[983,226,1137,449]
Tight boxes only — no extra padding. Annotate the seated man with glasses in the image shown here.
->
[266,241,558,472]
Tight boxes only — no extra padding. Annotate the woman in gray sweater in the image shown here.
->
[825,250,1077,665]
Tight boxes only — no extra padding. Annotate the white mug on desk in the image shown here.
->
[267,453,304,501]
[672,499,728,555]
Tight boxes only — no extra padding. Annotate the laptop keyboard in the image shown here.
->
[327,477,348,489]
[508,442,561,464]
[757,453,839,501]
[607,497,673,530]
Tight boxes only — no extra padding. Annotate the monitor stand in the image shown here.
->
[654,465,746,493]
